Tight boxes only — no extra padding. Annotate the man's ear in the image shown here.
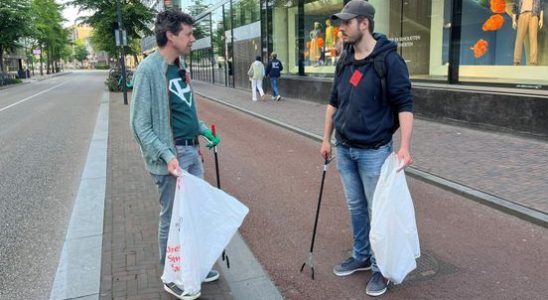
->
[359,19,368,32]
[166,31,174,42]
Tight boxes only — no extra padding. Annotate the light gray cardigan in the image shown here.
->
[130,51,207,175]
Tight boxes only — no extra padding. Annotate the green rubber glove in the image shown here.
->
[201,128,220,149]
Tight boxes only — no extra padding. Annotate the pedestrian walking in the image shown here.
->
[248,55,266,101]
[129,10,221,300]
[265,52,284,101]
[320,0,414,297]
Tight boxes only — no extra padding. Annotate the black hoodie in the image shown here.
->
[329,33,413,148]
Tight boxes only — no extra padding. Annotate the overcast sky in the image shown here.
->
[58,0,89,27]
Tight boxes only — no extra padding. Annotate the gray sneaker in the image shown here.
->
[203,270,220,283]
[365,272,389,297]
[333,257,371,276]
[163,282,201,300]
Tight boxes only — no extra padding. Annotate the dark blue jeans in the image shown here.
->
[270,77,279,97]
[336,142,392,272]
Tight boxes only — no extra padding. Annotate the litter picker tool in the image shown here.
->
[210,124,230,268]
[300,156,334,279]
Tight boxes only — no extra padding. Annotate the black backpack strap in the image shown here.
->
[335,44,352,78]
[373,49,394,105]
[373,48,400,133]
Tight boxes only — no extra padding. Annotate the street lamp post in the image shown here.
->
[116,0,128,105]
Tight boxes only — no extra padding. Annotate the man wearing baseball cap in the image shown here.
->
[320,0,414,296]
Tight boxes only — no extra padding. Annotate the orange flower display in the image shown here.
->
[490,0,506,14]
[332,27,340,40]
[316,37,324,48]
[471,39,489,58]
[482,14,505,31]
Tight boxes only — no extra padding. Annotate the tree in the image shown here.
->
[31,0,67,74]
[69,0,155,59]
[74,39,89,67]
[0,0,32,72]
[188,0,209,39]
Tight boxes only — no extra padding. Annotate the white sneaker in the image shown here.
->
[203,270,220,283]
[163,283,201,300]
[276,95,281,101]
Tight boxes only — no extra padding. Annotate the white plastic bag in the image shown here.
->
[370,153,420,284]
[161,171,249,294]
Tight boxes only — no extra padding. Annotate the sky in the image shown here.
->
[58,0,87,27]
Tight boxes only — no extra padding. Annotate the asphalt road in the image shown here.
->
[0,72,105,299]
[197,96,548,300]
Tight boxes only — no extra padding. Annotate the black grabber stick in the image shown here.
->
[300,157,334,279]
[211,125,230,269]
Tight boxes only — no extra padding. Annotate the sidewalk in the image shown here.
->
[100,94,233,299]
[191,80,548,225]
[23,71,71,82]
[99,80,546,299]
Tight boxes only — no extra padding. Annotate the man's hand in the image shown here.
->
[320,140,332,160]
[396,148,413,172]
[167,158,180,177]
[201,129,220,149]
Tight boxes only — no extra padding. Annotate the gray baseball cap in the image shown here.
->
[331,0,375,21]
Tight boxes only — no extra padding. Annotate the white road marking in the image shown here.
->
[0,81,69,113]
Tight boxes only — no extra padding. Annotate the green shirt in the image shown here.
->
[167,64,199,140]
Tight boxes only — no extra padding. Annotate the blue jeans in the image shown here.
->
[270,77,279,97]
[336,142,392,273]
[152,145,204,266]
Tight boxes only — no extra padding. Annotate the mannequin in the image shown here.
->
[512,0,545,65]
[325,19,336,65]
[325,19,335,49]
[309,22,322,65]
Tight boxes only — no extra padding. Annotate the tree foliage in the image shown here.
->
[74,39,89,64]
[187,0,209,40]
[31,0,68,73]
[0,0,32,72]
[69,0,156,57]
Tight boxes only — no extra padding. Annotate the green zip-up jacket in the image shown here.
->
[130,51,207,175]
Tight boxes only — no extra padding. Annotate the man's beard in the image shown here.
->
[346,31,364,45]
[176,44,191,56]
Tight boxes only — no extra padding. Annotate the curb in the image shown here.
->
[218,233,284,300]
[196,91,548,229]
[50,91,109,300]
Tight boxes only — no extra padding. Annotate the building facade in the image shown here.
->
[143,0,548,137]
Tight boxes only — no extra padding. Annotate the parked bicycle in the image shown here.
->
[106,67,133,92]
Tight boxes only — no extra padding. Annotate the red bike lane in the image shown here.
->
[198,97,548,300]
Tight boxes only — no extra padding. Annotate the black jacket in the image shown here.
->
[329,33,412,148]
[265,58,283,78]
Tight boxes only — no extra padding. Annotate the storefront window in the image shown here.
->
[224,2,235,87]
[190,16,213,83]
[269,0,343,76]
[459,0,547,86]
[232,0,260,27]
[212,7,227,85]
[302,0,345,77]
[302,0,344,76]
[229,0,262,88]
[384,0,451,81]
[270,1,298,75]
